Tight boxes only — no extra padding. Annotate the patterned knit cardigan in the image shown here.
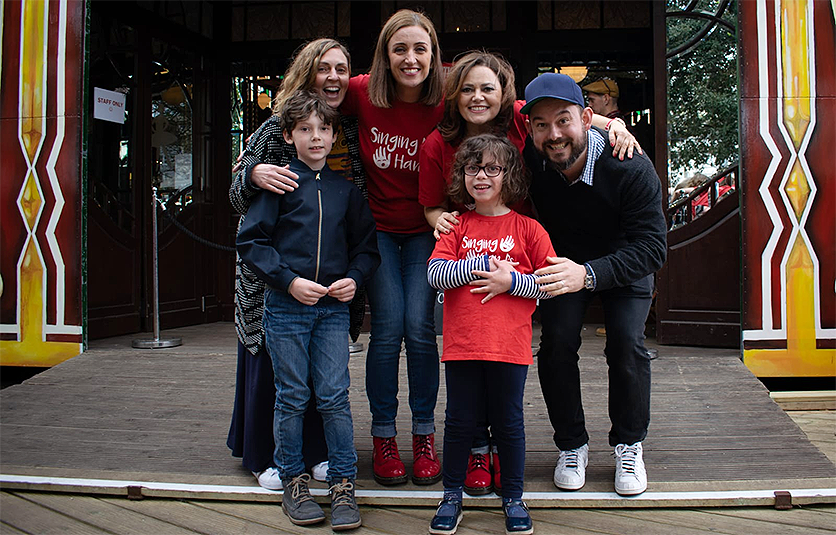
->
[230,114,368,355]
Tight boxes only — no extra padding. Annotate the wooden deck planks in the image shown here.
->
[0,492,107,535]
[704,505,836,531]
[788,410,836,465]
[1,322,833,504]
[102,497,299,535]
[2,491,835,534]
[18,492,199,535]
[600,506,836,535]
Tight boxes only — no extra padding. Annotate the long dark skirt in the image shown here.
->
[227,341,328,473]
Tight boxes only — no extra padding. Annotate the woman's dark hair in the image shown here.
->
[437,51,516,144]
[448,134,528,207]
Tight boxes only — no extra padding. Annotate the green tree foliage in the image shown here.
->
[667,0,738,187]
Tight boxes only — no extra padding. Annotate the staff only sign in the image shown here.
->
[93,87,126,124]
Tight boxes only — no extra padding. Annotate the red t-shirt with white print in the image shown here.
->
[341,75,444,234]
[430,210,556,365]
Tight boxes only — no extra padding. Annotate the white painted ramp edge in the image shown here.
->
[2,474,834,507]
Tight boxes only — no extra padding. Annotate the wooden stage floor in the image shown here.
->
[1,322,833,511]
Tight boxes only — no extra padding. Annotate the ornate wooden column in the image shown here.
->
[739,0,835,376]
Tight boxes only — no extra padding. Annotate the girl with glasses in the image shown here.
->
[426,134,556,535]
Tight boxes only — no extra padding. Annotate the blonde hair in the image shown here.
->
[448,134,529,207]
[368,9,443,108]
[271,38,351,114]
[437,50,516,144]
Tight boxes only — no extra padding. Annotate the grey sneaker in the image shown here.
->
[281,473,325,525]
[329,478,362,531]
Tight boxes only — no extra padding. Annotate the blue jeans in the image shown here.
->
[263,289,357,482]
[537,274,653,449]
[226,342,327,473]
[365,230,439,437]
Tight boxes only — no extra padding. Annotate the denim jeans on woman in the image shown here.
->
[263,288,357,483]
[365,230,439,437]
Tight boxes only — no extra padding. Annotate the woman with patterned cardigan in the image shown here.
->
[227,38,368,490]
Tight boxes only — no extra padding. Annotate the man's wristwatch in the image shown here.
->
[583,264,596,291]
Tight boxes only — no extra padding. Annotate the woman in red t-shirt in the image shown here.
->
[338,9,445,487]
[420,51,641,240]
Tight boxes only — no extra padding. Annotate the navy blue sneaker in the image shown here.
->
[502,497,533,535]
[429,493,463,535]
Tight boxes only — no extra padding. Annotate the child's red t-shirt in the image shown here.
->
[430,210,556,365]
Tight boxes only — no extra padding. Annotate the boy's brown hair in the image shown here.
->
[280,90,340,137]
[448,134,529,207]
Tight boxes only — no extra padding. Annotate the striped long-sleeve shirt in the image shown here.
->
[427,256,552,300]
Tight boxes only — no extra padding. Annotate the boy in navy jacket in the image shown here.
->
[237,90,379,531]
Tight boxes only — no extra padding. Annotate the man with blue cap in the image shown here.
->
[520,73,667,496]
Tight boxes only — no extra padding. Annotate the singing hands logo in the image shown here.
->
[373,146,391,169]
[499,234,515,253]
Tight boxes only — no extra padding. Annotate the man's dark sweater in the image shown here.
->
[523,127,667,291]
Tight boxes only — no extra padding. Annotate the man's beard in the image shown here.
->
[540,132,587,172]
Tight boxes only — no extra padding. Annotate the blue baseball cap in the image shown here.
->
[520,73,585,115]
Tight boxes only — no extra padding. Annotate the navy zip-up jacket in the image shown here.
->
[236,159,380,302]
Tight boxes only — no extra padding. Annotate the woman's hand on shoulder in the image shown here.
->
[608,121,642,161]
[251,164,300,194]
[433,210,460,240]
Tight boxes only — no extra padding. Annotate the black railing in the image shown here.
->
[160,184,194,218]
[667,162,739,228]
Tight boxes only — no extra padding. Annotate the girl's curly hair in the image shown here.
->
[448,134,529,207]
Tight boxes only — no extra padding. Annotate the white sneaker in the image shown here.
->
[614,442,647,495]
[553,443,588,490]
[311,461,329,482]
[252,467,282,490]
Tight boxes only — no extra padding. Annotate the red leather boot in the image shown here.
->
[373,436,408,485]
[412,434,442,485]
[464,451,492,495]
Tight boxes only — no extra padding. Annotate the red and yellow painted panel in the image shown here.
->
[1,0,85,366]
[739,0,835,376]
